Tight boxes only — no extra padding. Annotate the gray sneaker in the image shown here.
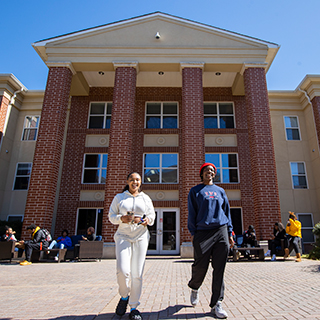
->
[190,289,199,306]
[212,301,228,319]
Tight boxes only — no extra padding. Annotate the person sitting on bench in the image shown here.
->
[242,225,257,258]
[18,224,49,266]
[1,225,18,242]
[47,229,72,261]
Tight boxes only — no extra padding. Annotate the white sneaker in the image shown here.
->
[271,254,276,261]
[54,256,59,261]
[190,289,199,306]
[212,301,228,319]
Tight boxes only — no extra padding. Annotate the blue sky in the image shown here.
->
[2,0,320,91]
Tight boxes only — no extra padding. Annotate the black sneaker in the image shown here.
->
[115,297,129,316]
[129,309,143,320]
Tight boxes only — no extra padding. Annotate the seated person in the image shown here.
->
[242,225,257,259]
[18,224,49,266]
[2,225,18,242]
[47,229,72,261]
[267,222,287,261]
[74,227,96,259]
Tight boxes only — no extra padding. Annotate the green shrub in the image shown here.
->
[308,222,320,260]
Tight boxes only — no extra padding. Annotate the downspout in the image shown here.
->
[0,88,27,152]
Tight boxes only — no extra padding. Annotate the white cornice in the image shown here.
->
[46,61,76,75]
[113,61,139,73]
[180,62,205,73]
[240,63,268,75]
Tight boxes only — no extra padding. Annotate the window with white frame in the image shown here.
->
[13,163,32,190]
[204,102,235,129]
[77,208,103,236]
[22,116,40,141]
[145,102,178,129]
[284,116,301,140]
[88,102,112,129]
[82,154,108,183]
[297,213,315,243]
[143,153,178,183]
[205,154,239,183]
[290,162,308,189]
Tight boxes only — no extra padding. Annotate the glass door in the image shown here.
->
[147,208,180,255]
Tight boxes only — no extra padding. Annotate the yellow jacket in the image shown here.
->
[31,226,41,240]
[286,219,302,238]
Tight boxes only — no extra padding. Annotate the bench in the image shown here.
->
[0,241,16,262]
[232,247,265,261]
[31,248,67,263]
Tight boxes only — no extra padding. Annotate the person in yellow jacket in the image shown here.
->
[285,212,302,262]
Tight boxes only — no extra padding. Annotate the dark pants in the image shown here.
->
[287,236,301,254]
[268,238,288,255]
[188,225,229,308]
[25,242,47,262]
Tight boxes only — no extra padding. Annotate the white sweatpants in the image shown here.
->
[114,231,149,309]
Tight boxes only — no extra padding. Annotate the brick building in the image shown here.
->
[1,12,319,255]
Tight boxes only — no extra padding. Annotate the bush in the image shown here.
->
[308,222,320,260]
[0,220,23,241]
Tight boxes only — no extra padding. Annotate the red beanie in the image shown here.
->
[199,163,217,175]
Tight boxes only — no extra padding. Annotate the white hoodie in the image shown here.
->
[109,191,156,241]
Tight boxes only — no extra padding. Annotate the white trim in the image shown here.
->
[289,161,308,189]
[283,115,301,141]
[296,213,315,243]
[240,62,268,75]
[13,162,32,191]
[21,115,40,141]
[145,101,179,129]
[82,153,108,184]
[143,153,179,184]
[204,101,235,129]
[205,153,239,183]
[113,61,139,72]
[46,61,76,75]
[180,62,205,73]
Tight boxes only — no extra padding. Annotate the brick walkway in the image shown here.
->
[1,257,320,320]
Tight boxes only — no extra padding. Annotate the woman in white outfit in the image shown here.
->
[109,172,155,320]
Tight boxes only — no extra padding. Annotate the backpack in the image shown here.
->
[42,229,52,242]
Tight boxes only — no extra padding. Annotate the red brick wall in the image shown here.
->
[0,95,10,144]
[311,96,320,149]
[22,67,73,238]
[243,67,281,239]
[55,88,113,237]
[180,68,205,242]
[103,67,137,241]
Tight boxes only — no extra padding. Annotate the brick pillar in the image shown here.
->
[103,65,137,241]
[180,65,205,242]
[311,96,320,149]
[0,95,10,144]
[22,67,73,237]
[243,67,281,240]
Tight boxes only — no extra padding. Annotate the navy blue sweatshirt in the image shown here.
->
[188,183,233,236]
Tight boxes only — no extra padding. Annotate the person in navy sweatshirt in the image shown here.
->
[188,163,234,319]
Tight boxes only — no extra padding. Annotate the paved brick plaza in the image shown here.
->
[1,257,320,320]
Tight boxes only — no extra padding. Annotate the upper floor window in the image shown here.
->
[205,153,239,183]
[204,102,235,129]
[22,116,40,141]
[297,213,315,243]
[290,162,308,189]
[145,102,178,129]
[143,153,178,183]
[13,163,32,190]
[284,116,301,140]
[82,154,108,183]
[88,102,112,129]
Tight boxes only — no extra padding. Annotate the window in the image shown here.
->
[13,163,32,190]
[88,102,112,129]
[230,208,243,235]
[284,116,301,140]
[82,154,108,183]
[297,213,315,243]
[77,208,103,236]
[145,102,178,128]
[290,162,308,189]
[22,116,40,140]
[143,153,178,183]
[7,215,23,222]
[204,102,235,129]
[205,154,239,183]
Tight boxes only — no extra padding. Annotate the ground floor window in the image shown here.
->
[230,208,243,236]
[77,208,103,236]
[13,163,32,190]
[297,213,315,243]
